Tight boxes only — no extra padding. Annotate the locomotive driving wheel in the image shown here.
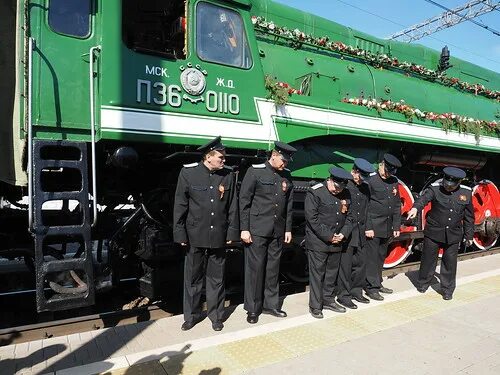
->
[384,179,416,268]
[472,180,500,250]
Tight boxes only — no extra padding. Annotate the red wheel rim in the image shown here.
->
[472,180,500,250]
[384,180,415,268]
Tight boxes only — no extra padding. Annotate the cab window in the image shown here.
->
[196,2,252,69]
[48,0,91,38]
[122,0,186,59]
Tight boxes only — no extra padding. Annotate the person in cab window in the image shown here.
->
[199,6,242,66]
[173,136,239,332]
[407,167,474,300]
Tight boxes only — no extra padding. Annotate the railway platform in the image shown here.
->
[2,252,500,375]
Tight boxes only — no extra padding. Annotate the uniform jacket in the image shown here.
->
[304,182,354,253]
[366,172,402,238]
[413,181,474,244]
[239,161,293,238]
[173,162,239,248]
[346,180,370,248]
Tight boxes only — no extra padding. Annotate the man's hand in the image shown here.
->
[284,232,292,244]
[407,207,418,220]
[365,230,375,239]
[241,231,253,244]
[466,239,473,247]
[333,233,344,243]
[393,230,400,238]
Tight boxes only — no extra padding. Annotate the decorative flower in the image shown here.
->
[252,16,500,102]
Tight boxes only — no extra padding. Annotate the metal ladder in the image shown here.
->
[31,141,95,312]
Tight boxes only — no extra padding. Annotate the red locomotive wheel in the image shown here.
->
[384,180,416,268]
[472,180,500,250]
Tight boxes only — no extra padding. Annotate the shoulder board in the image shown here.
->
[311,183,324,190]
[223,165,233,170]
[252,163,266,168]
[284,168,291,172]
[460,185,472,191]
[369,172,377,177]
[431,178,442,187]
[183,162,198,168]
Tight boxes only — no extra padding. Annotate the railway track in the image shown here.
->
[1,246,499,346]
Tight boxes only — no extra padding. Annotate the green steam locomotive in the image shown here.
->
[0,0,499,312]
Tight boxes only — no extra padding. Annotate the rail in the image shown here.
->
[27,37,34,231]
[89,45,101,227]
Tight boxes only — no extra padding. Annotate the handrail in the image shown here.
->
[89,45,101,227]
[27,37,35,232]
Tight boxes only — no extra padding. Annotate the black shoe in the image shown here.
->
[379,286,393,294]
[247,313,259,324]
[366,291,384,301]
[417,286,427,293]
[442,294,453,301]
[262,308,287,318]
[323,301,346,313]
[181,320,197,331]
[309,308,323,319]
[352,295,370,304]
[212,320,224,331]
[337,298,358,310]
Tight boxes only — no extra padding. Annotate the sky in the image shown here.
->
[275,0,500,74]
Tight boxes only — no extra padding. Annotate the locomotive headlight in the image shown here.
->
[108,147,139,170]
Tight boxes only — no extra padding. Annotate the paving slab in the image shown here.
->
[1,253,500,374]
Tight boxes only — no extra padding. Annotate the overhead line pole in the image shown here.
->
[388,0,500,42]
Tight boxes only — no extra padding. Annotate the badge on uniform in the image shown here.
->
[459,194,467,202]
[341,199,348,213]
[392,187,398,196]
[282,180,287,192]
[219,184,225,199]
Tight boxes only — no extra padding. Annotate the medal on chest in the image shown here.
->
[218,184,225,199]
[282,180,288,192]
[459,194,467,202]
[392,187,398,196]
[341,199,348,213]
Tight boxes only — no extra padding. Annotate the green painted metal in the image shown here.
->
[2,0,499,185]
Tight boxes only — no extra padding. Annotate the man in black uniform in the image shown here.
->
[336,158,375,309]
[365,153,402,301]
[407,167,474,300]
[305,167,354,319]
[240,141,296,324]
[173,136,239,331]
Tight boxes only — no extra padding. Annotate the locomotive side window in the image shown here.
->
[196,2,252,69]
[122,0,186,60]
[48,0,91,38]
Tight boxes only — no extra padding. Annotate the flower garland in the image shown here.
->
[252,16,500,101]
[264,75,303,105]
[342,97,499,141]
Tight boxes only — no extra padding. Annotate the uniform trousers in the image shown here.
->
[183,246,226,324]
[418,236,460,295]
[350,245,368,298]
[365,236,390,292]
[308,249,341,310]
[336,246,354,301]
[244,235,282,314]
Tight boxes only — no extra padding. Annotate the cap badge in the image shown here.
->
[219,184,225,199]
